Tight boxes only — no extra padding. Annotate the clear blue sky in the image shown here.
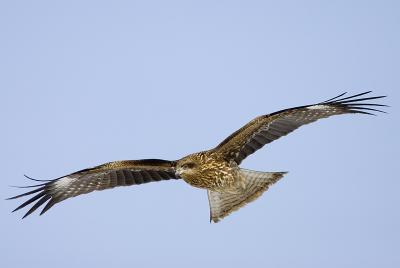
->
[1,1,398,267]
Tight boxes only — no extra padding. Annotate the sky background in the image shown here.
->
[1,1,399,267]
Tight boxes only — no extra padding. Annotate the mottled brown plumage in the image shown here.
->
[176,152,242,192]
[9,92,386,222]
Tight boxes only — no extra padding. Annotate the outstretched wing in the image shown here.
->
[8,159,178,218]
[215,91,387,164]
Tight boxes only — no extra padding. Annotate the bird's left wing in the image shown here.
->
[215,91,387,164]
[8,159,178,218]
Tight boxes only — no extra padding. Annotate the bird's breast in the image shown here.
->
[181,165,240,192]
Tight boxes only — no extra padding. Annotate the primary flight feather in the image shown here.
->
[9,91,387,222]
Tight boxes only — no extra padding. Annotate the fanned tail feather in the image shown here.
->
[208,169,286,223]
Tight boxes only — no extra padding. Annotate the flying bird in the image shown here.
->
[9,91,387,222]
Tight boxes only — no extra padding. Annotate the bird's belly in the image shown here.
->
[182,176,214,190]
[182,174,239,192]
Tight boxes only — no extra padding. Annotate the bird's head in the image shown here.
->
[175,154,202,178]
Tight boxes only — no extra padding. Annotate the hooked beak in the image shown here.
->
[175,167,183,178]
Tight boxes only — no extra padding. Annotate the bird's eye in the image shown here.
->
[183,162,196,169]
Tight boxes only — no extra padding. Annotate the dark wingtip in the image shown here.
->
[39,199,56,215]
[24,174,53,182]
[9,174,64,218]
[21,195,52,219]
[8,178,53,218]
[349,106,387,114]
[9,182,48,189]
[22,211,32,219]
[6,186,46,200]
[11,191,46,213]
[324,91,388,115]
[322,92,348,103]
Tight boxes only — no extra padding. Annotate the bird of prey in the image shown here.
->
[9,91,386,222]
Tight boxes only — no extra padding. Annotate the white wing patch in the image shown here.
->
[54,176,72,189]
[307,104,330,110]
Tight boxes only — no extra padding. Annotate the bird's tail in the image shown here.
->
[207,169,286,223]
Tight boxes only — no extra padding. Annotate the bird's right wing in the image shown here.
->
[8,159,178,218]
[215,92,386,164]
